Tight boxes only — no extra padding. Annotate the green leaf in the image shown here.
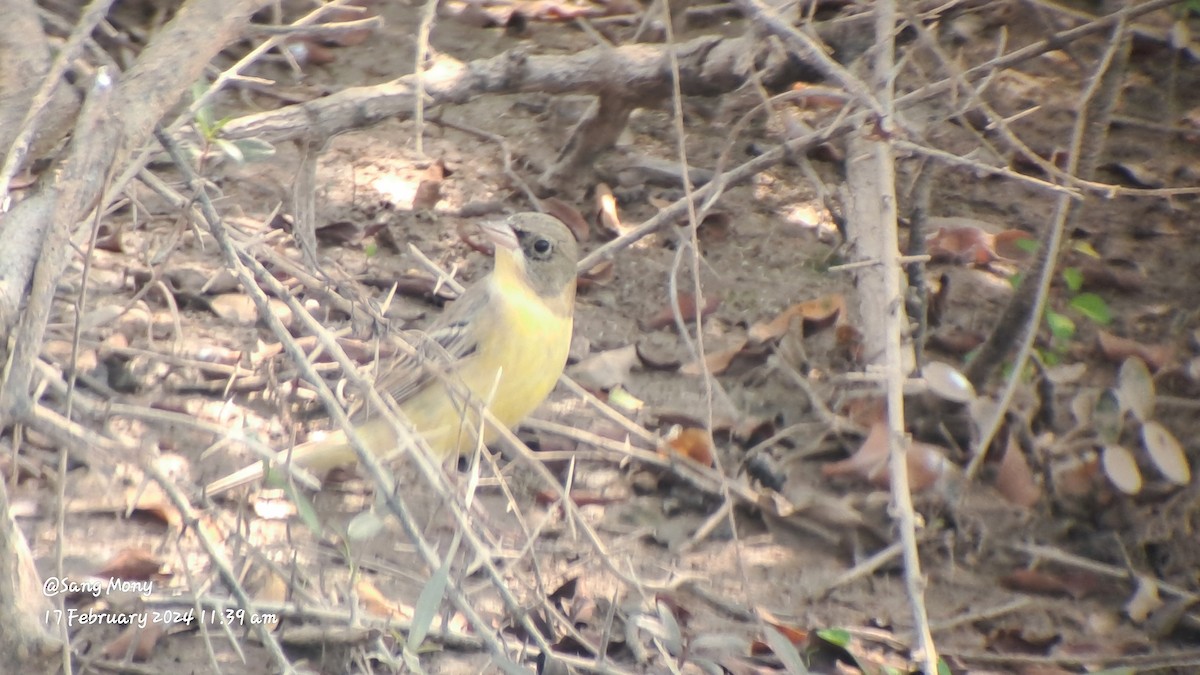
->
[346,508,385,541]
[280,477,322,535]
[1008,272,1024,289]
[937,658,953,675]
[408,531,461,652]
[1045,309,1075,342]
[214,138,244,164]
[1015,237,1039,254]
[1070,292,1112,324]
[815,627,851,647]
[1062,267,1084,292]
[1072,240,1101,258]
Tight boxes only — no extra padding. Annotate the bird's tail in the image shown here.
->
[204,432,350,496]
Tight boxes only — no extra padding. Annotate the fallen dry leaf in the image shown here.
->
[1141,421,1190,486]
[658,426,714,466]
[1102,444,1143,495]
[680,336,750,376]
[642,292,721,331]
[542,197,590,242]
[821,419,951,492]
[357,577,413,621]
[1096,330,1174,371]
[927,224,996,265]
[95,549,167,583]
[993,431,1041,508]
[594,182,626,238]
[748,294,844,343]
[568,345,639,391]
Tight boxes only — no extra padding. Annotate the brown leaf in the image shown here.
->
[993,432,1041,508]
[577,259,614,290]
[594,183,626,238]
[658,426,714,466]
[822,420,950,492]
[95,549,167,583]
[927,225,996,265]
[542,198,589,242]
[993,228,1036,259]
[642,292,720,331]
[1000,569,1075,597]
[357,578,412,620]
[1096,331,1174,371]
[411,179,442,211]
[680,337,748,376]
[748,294,844,343]
[1053,456,1103,500]
[927,328,985,356]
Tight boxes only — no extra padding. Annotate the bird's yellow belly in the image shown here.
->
[401,289,572,457]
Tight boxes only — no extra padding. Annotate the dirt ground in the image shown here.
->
[10,1,1200,673]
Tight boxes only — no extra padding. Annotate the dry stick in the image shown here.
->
[849,0,940,669]
[0,0,114,200]
[954,648,1200,671]
[965,16,1132,482]
[525,418,841,544]
[413,0,439,156]
[814,541,904,600]
[929,597,1032,634]
[0,68,113,417]
[732,0,884,119]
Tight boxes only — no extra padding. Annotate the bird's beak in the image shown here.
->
[481,221,519,252]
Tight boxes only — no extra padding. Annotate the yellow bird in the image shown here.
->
[206,212,579,495]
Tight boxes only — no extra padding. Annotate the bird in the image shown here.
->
[205,212,579,496]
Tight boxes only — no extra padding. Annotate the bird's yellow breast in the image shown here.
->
[398,267,574,456]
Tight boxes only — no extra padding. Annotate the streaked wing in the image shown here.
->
[355,281,490,416]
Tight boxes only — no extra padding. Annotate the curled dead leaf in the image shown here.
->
[594,183,625,238]
[542,197,590,242]
[658,426,714,466]
[928,224,997,265]
[822,420,951,493]
[577,259,614,289]
[748,294,844,343]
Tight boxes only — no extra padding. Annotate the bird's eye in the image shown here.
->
[533,238,553,256]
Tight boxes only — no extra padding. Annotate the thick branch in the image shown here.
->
[219,31,808,144]
[0,0,267,348]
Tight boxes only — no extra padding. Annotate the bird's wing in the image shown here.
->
[354,280,492,417]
